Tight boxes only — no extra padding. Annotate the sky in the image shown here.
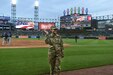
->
[0,0,113,19]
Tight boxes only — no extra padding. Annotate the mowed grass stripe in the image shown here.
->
[64,39,113,46]
[62,54,113,71]
[0,48,49,75]
[0,39,113,75]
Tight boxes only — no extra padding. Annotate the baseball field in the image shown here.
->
[0,38,113,75]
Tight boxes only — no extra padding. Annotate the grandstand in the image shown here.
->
[0,13,113,39]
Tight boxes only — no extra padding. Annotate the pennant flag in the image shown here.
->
[74,7,76,14]
[63,10,66,16]
[78,7,80,14]
[82,7,84,14]
[67,9,69,15]
[70,8,73,15]
[85,8,88,14]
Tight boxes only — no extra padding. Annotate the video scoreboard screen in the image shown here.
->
[60,14,92,29]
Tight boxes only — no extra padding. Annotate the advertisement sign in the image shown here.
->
[39,22,55,30]
[16,21,34,29]
[98,36,106,40]
[30,36,37,38]
[19,36,28,38]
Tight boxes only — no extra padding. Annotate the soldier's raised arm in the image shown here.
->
[43,30,52,45]
[43,30,49,36]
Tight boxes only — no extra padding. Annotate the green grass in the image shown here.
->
[0,48,49,75]
[0,39,113,75]
[64,39,113,46]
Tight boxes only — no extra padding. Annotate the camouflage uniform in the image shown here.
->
[45,27,64,75]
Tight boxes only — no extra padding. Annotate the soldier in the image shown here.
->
[44,26,64,75]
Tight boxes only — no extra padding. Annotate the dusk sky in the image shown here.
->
[0,0,113,18]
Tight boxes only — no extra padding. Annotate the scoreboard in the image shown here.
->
[60,14,92,30]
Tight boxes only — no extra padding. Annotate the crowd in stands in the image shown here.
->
[0,29,113,39]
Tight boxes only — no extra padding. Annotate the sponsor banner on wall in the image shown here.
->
[19,36,28,38]
[30,36,37,38]
[39,22,55,30]
[98,36,106,40]
[79,36,84,39]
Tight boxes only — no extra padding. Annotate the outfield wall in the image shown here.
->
[15,35,40,39]
[62,36,113,40]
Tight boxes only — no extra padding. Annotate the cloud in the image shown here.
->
[0,0,113,18]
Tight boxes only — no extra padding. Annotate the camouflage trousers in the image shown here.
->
[48,52,61,75]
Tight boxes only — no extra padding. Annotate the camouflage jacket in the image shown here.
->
[45,33,64,57]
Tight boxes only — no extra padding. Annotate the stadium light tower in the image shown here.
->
[34,0,39,30]
[11,0,17,24]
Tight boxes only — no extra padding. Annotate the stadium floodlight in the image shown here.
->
[34,0,39,7]
[11,0,17,5]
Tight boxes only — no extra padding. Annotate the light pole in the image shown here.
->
[34,0,39,30]
[11,0,16,24]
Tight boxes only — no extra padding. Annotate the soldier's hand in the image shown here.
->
[61,55,64,58]
[44,30,48,35]
[61,52,64,58]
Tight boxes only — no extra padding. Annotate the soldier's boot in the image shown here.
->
[50,70,54,75]
[50,72,53,75]
[50,67,56,75]
[54,67,60,75]
[50,71,56,75]
[54,71,60,75]
[55,72,60,75]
